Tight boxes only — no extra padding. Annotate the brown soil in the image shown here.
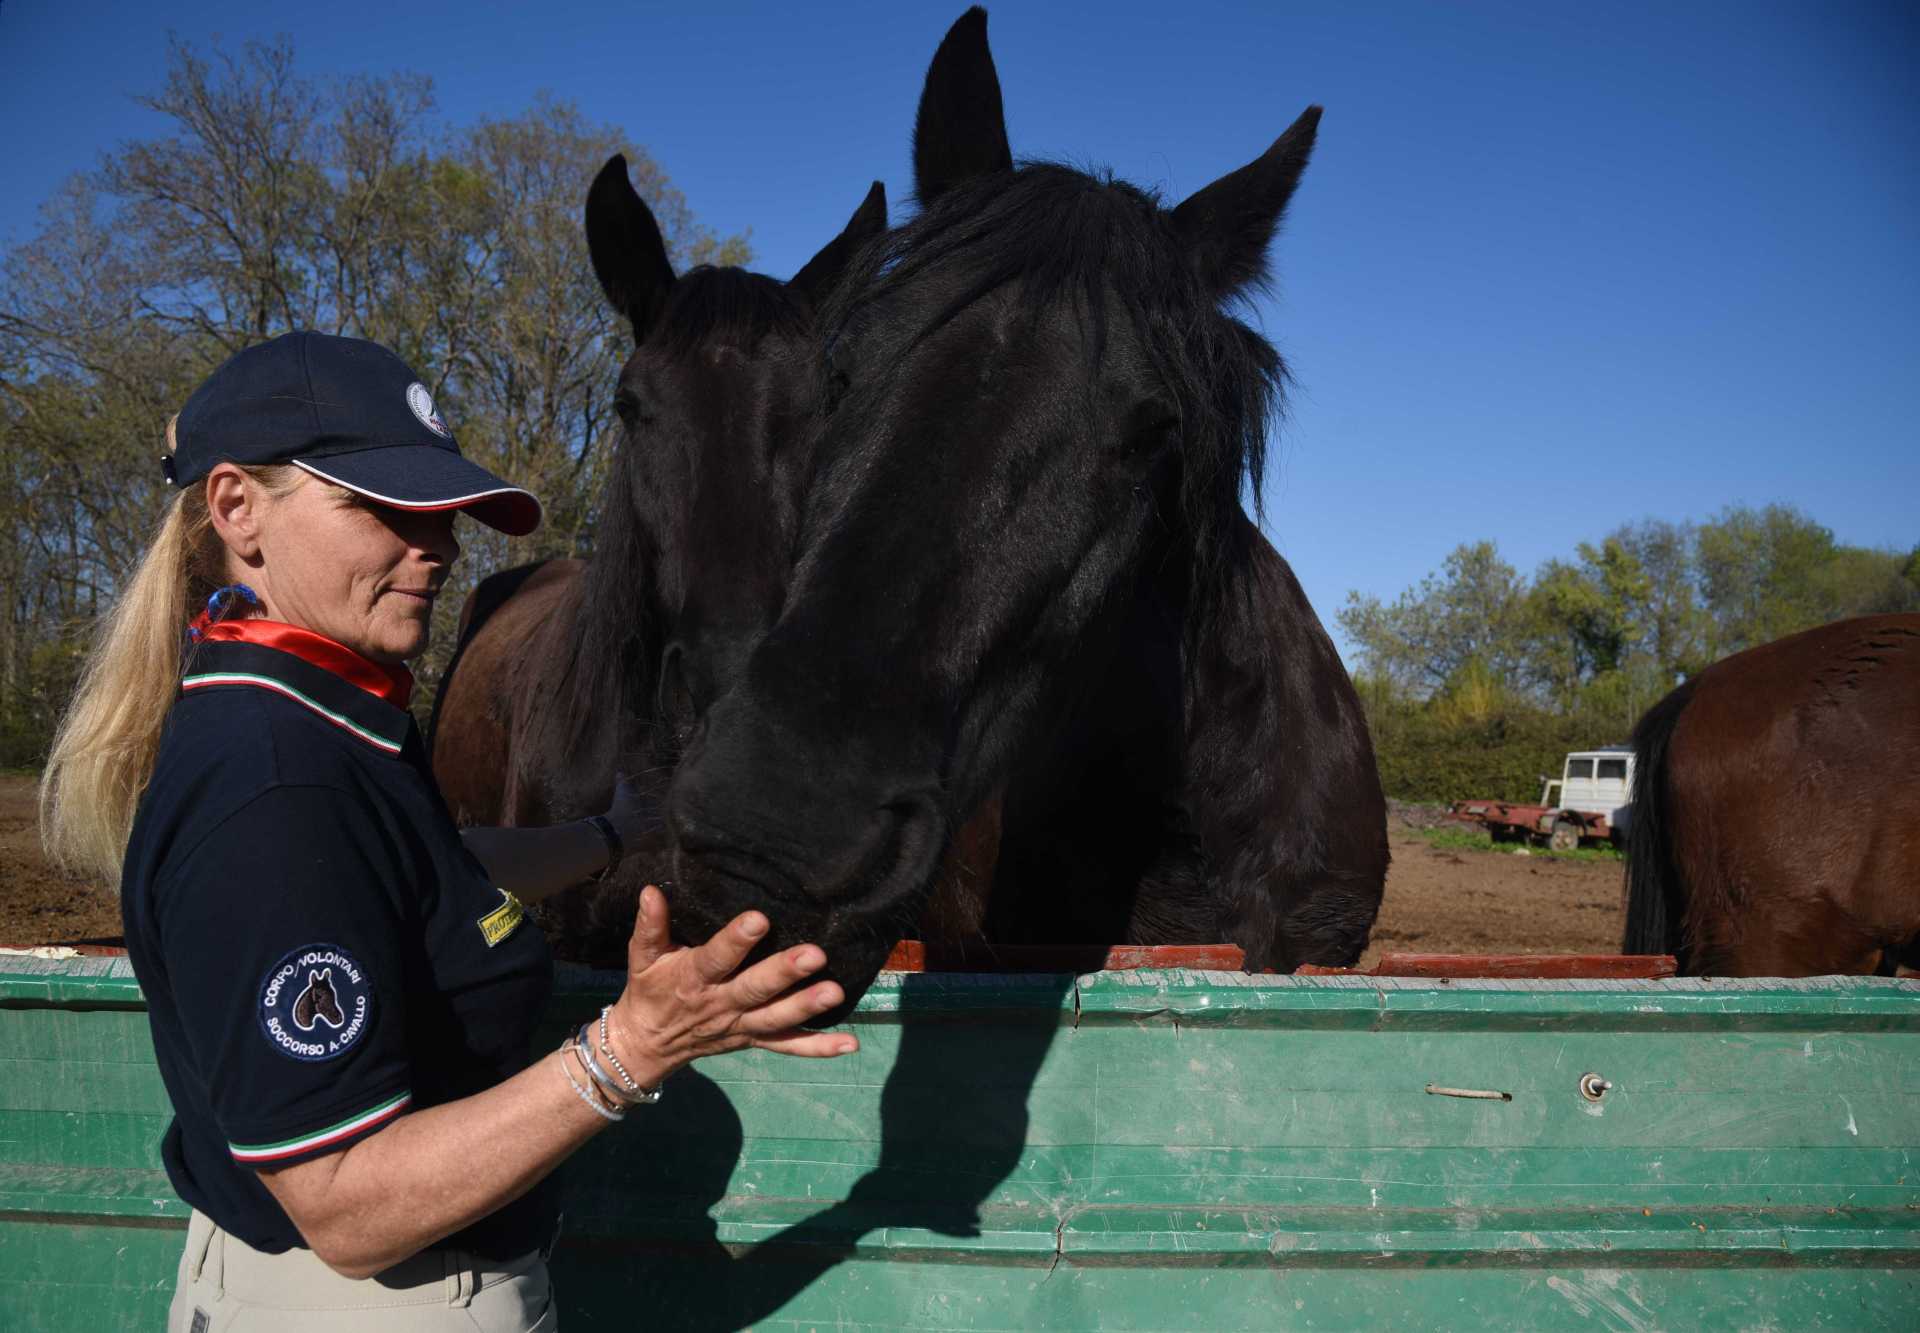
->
[0,774,122,946]
[0,776,1624,959]
[1359,825,1623,965]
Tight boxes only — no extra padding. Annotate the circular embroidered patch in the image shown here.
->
[258,944,373,1062]
[404,381,451,438]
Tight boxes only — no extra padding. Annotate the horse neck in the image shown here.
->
[538,555,664,783]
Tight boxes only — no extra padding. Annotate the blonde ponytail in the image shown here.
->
[39,417,298,889]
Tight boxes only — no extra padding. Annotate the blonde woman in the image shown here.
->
[41,332,855,1332]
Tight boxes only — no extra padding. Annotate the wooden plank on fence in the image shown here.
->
[1298,953,1678,979]
[882,941,1246,973]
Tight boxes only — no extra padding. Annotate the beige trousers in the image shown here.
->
[167,1209,558,1332]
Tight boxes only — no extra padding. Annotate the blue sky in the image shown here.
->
[3,1,1915,656]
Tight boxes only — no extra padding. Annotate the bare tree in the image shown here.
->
[0,37,747,760]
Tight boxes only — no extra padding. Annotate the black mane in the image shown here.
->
[822,162,1285,595]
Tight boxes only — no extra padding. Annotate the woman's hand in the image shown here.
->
[605,885,857,1091]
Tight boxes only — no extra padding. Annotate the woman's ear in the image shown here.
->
[205,464,265,561]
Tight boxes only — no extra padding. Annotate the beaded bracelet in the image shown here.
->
[556,1039,626,1122]
[598,1006,661,1103]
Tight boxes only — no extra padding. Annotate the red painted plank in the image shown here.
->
[882,942,1246,973]
[1298,953,1677,979]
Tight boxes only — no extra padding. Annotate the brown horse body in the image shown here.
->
[434,559,586,829]
[1623,614,1920,975]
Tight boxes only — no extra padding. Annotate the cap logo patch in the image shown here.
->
[405,382,451,439]
[259,945,373,1061]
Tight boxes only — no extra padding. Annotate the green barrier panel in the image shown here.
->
[2,957,1916,1330]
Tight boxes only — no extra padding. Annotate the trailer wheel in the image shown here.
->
[1548,820,1580,853]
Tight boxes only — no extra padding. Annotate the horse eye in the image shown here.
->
[1121,410,1182,461]
[823,367,851,415]
[614,390,655,432]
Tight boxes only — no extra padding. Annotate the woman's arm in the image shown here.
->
[457,820,611,903]
[258,888,855,1278]
[459,773,661,903]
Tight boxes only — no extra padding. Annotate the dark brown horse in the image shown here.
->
[430,158,889,955]
[1623,613,1920,975]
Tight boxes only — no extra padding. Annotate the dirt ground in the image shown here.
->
[1358,813,1623,965]
[1,775,1625,959]
[0,774,122,945]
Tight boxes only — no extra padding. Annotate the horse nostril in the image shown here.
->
[830,791,943,907]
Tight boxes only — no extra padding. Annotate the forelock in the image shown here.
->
[823,162,1285,523]
[653,266,811,359]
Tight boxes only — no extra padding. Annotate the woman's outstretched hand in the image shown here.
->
[606,885,858,1091]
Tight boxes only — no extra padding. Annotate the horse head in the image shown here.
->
[541,158,885,809]
[665,8,1322,1013]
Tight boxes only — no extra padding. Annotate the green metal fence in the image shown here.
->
[3,956,1916,1329]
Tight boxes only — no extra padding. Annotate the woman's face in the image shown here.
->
[226,471,461,663]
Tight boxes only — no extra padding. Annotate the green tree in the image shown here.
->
[1341,507,1917,804]
[1693,504,1841,654]
[1603,518,1709,679]
[1523,537,1648,707]
[1339,541,1531,697]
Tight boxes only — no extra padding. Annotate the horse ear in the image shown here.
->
[912,7,1013,207]
[586,153,676,341]
[1170,106,1321,298]
[790,181,887,304]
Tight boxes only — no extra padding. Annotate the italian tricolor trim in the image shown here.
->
[181,672,403,754]
[229,1091,412,1163]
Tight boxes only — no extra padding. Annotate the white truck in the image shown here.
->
[1448,746,1635,851]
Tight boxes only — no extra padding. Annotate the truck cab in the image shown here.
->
[1542,746,1634,835]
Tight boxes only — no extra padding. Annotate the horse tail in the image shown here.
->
[1622,675,1699,964]
[425,560,555,753]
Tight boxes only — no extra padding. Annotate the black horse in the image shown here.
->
[432,156,889,955]
[664,10,1387,1015]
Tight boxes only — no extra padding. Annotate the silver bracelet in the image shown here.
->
[574,1022,651,1108]
[556,1040,625,1122]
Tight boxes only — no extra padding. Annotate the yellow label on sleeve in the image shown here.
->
[478,888,526,948]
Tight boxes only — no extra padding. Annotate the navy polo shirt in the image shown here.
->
[120,619,556,1259]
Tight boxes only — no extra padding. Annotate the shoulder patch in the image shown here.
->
[259,945,373,1061]
[478,887,526,948]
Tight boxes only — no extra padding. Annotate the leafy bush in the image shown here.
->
[1366,701,1602,804]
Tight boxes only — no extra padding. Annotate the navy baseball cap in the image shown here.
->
[166,332,542,536]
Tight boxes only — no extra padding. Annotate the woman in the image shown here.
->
[40,331,855,1331]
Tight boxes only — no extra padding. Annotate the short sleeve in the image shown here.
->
[155,784,415,1168]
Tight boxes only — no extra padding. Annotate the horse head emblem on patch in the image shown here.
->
[292,968,346,1031]
[258,945,373,1061]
